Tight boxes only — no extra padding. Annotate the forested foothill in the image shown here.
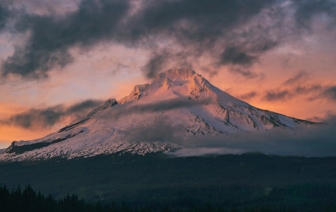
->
[1,153,336,211]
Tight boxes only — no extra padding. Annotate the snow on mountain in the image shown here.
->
[0,69,313,161]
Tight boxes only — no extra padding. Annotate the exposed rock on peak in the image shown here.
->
[87,98,118,117]
[119,84,149,104]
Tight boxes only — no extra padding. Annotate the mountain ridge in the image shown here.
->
[0,68,314,161]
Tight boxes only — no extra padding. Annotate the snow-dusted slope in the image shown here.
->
[0,69,313,161]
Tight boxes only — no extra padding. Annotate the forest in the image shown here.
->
[1,153,336,211]
[1,185,331,212]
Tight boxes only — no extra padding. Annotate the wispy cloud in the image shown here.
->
[101,98,213,120]
[0,99,102,129]
[238,91,258,101]
[262,71,336,102]
[282,70,308,86]
[124,116,180,143]
[323,86,336,101]
[228,67,260,79]
[263,89,291,101]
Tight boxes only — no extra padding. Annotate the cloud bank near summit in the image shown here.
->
[99,98,213,120]
[171,115,336,157]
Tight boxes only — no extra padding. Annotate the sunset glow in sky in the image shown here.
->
[0,0,336,148]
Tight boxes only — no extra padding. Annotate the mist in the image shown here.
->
[170,116,336,157]
[98,98,213,120]
[0,99,102,130]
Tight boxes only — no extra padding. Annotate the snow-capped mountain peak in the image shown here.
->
[0,69,313,161]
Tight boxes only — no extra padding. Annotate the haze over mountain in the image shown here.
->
[0,69,317,161]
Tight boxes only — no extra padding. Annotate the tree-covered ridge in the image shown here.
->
[0,184,312,212]
[2,154,336,211]
[0,185,114,212]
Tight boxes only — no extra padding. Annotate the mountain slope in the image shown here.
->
[0,69,313,161]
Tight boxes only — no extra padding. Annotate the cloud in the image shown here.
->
[172,115,336,157]
[2,0,80,16]
[66,99,103,116]
[125,116,178,143]
[262,70,335,102]
[170,147,244,157]
[228,67,259,79]
[323,86,336,101]
[0,0,280,79]
[306,116,325,122]
[1,0,336,80]
[141,51,170,78]
[1,99,102,129]
[293,0,336,29]
[219,47,257,66]
[1,0,130,79]
[263,89,291,101]
[0,5,9,31]
[238,91,258,101]
[262,81,336,102]
[4,105,64,129]
[282,70,308,86]
[101,98,213,120]
[97,98,214,143]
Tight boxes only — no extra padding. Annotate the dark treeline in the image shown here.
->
[0,185,304,212]
[2,154,336,211]
[0,185,113,212]
[0,185,335,212]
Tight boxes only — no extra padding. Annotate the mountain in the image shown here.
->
[0,69,313,161]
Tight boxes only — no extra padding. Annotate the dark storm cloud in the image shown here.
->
[1,0,335,79]
[172,115,336,157]
[103,98,213,119]
[1,0,130,79]
[1,0,80,16]
[1,99,102,129]
[132,0,278,77]
[219,47,257,66]
[125,0,276,43]
[293,0,336,29]
[0,0,279,79]
[0,5,10,30]
[141,51,170,79]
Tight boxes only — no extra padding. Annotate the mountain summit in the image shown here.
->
[0,69,313,161]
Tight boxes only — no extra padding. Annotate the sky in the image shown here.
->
[0,0,336,149]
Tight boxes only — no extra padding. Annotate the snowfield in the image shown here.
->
[0,69,313,161]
